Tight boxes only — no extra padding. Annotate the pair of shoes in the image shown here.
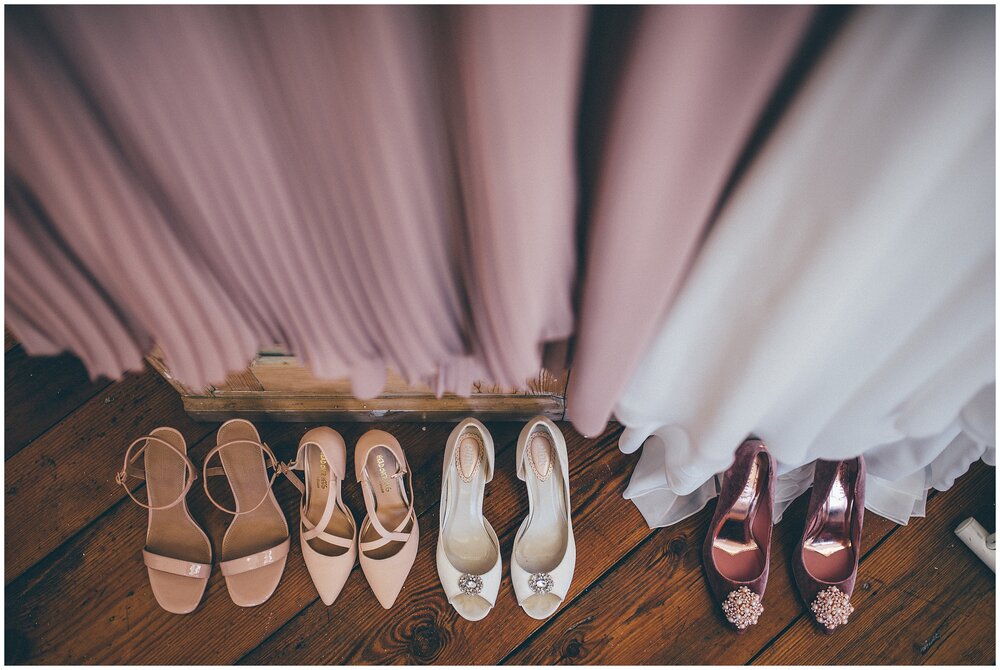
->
[247,424,418,609]
[703,438,865,633]
[436,416,575,621]
[116,420,418,613]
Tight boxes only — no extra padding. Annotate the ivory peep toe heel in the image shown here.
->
[355,429,419,609]
[436,418,501,621]
[116,427,212,614]
[287,426,357,606]
[202,419,291,607]
[511,416,575,620]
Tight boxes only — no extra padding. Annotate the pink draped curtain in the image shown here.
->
[5,6,815,435]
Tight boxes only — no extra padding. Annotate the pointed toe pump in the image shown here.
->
[793,456,865,633]
[287,427,357,606]
[511,416,575,620]
[355,429,419,609]
[116,427,211,614]
[703,438,775,632]
[202,419,291,607]
[437,418,501,621]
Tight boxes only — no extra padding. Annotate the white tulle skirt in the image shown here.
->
[616,6,995,528]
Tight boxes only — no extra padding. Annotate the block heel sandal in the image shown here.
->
[202,419,292,607]
[115,427,212,614]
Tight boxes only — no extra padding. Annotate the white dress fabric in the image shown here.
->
[617,6,996,528]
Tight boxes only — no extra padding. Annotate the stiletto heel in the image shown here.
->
[288,427,357,606]
[511,416,575,620]
[793,456,865,633]
[202,419,291,607]
[436,418,501,621]
[115,427,211,614]
[703,438,775,632]
[355,429,419,609]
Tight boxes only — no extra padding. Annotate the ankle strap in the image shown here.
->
[201,439,303,515]
[116,435,198,511]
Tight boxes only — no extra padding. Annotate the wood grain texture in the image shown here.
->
[240,423,638,665]
[5,421,521,664]
[751,462,995,665]
[4,367,213,583]
[4,343,113,459]
[4,336,994,665]
[503,482,901,665]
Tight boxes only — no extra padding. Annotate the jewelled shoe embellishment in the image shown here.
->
[811,586,854,630]
[458,573,483,596]
[721,586,764,629]
[528,572,554,595]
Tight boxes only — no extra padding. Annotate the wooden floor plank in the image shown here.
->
[4,366,213,583]
[239,423,643,665]
[4,421,522,664]
[502,474,901,665]
[5,344,113,459]
[751,462,994,665]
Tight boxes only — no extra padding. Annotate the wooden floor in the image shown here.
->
[5,338,996,665]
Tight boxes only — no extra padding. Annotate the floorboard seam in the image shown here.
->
[498,523,663,664]
[5,378,114,461]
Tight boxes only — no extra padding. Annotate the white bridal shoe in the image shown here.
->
[511,416,575,619]
[436,418,501,621]
[287,427,357,606]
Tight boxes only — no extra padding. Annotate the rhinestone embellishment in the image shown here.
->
[811,586,854,630]
[721,586,764,629]
[528,572,554,594]
[458,573,483,596]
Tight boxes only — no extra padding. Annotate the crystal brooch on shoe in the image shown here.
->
[458,574,483,596]
[528,572,554,594]
[721,586,764,629]
[811,586,853,630]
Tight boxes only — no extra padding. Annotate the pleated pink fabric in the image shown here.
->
[5,6,585,396]
[566,6,815,436]
[6,7,816,428]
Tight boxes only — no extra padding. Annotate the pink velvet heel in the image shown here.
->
[702,438,775,632]
[793,456,865,633]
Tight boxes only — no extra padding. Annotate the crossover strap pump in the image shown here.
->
[355,429,420,609]
[116,427,212,614]
[290,427,357,606]
[287,441,355,550]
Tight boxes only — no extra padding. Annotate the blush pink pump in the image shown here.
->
[702,438,775,632]
[793,456,865,633]
[355,429,419,609]
[287,427,357,606]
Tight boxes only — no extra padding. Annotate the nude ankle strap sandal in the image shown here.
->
[202,419,293,607]
[286,427,357,606]
[511,416,575,620]
[355,429,419,609]
[436,418,501,621]
[116,427,212,614]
